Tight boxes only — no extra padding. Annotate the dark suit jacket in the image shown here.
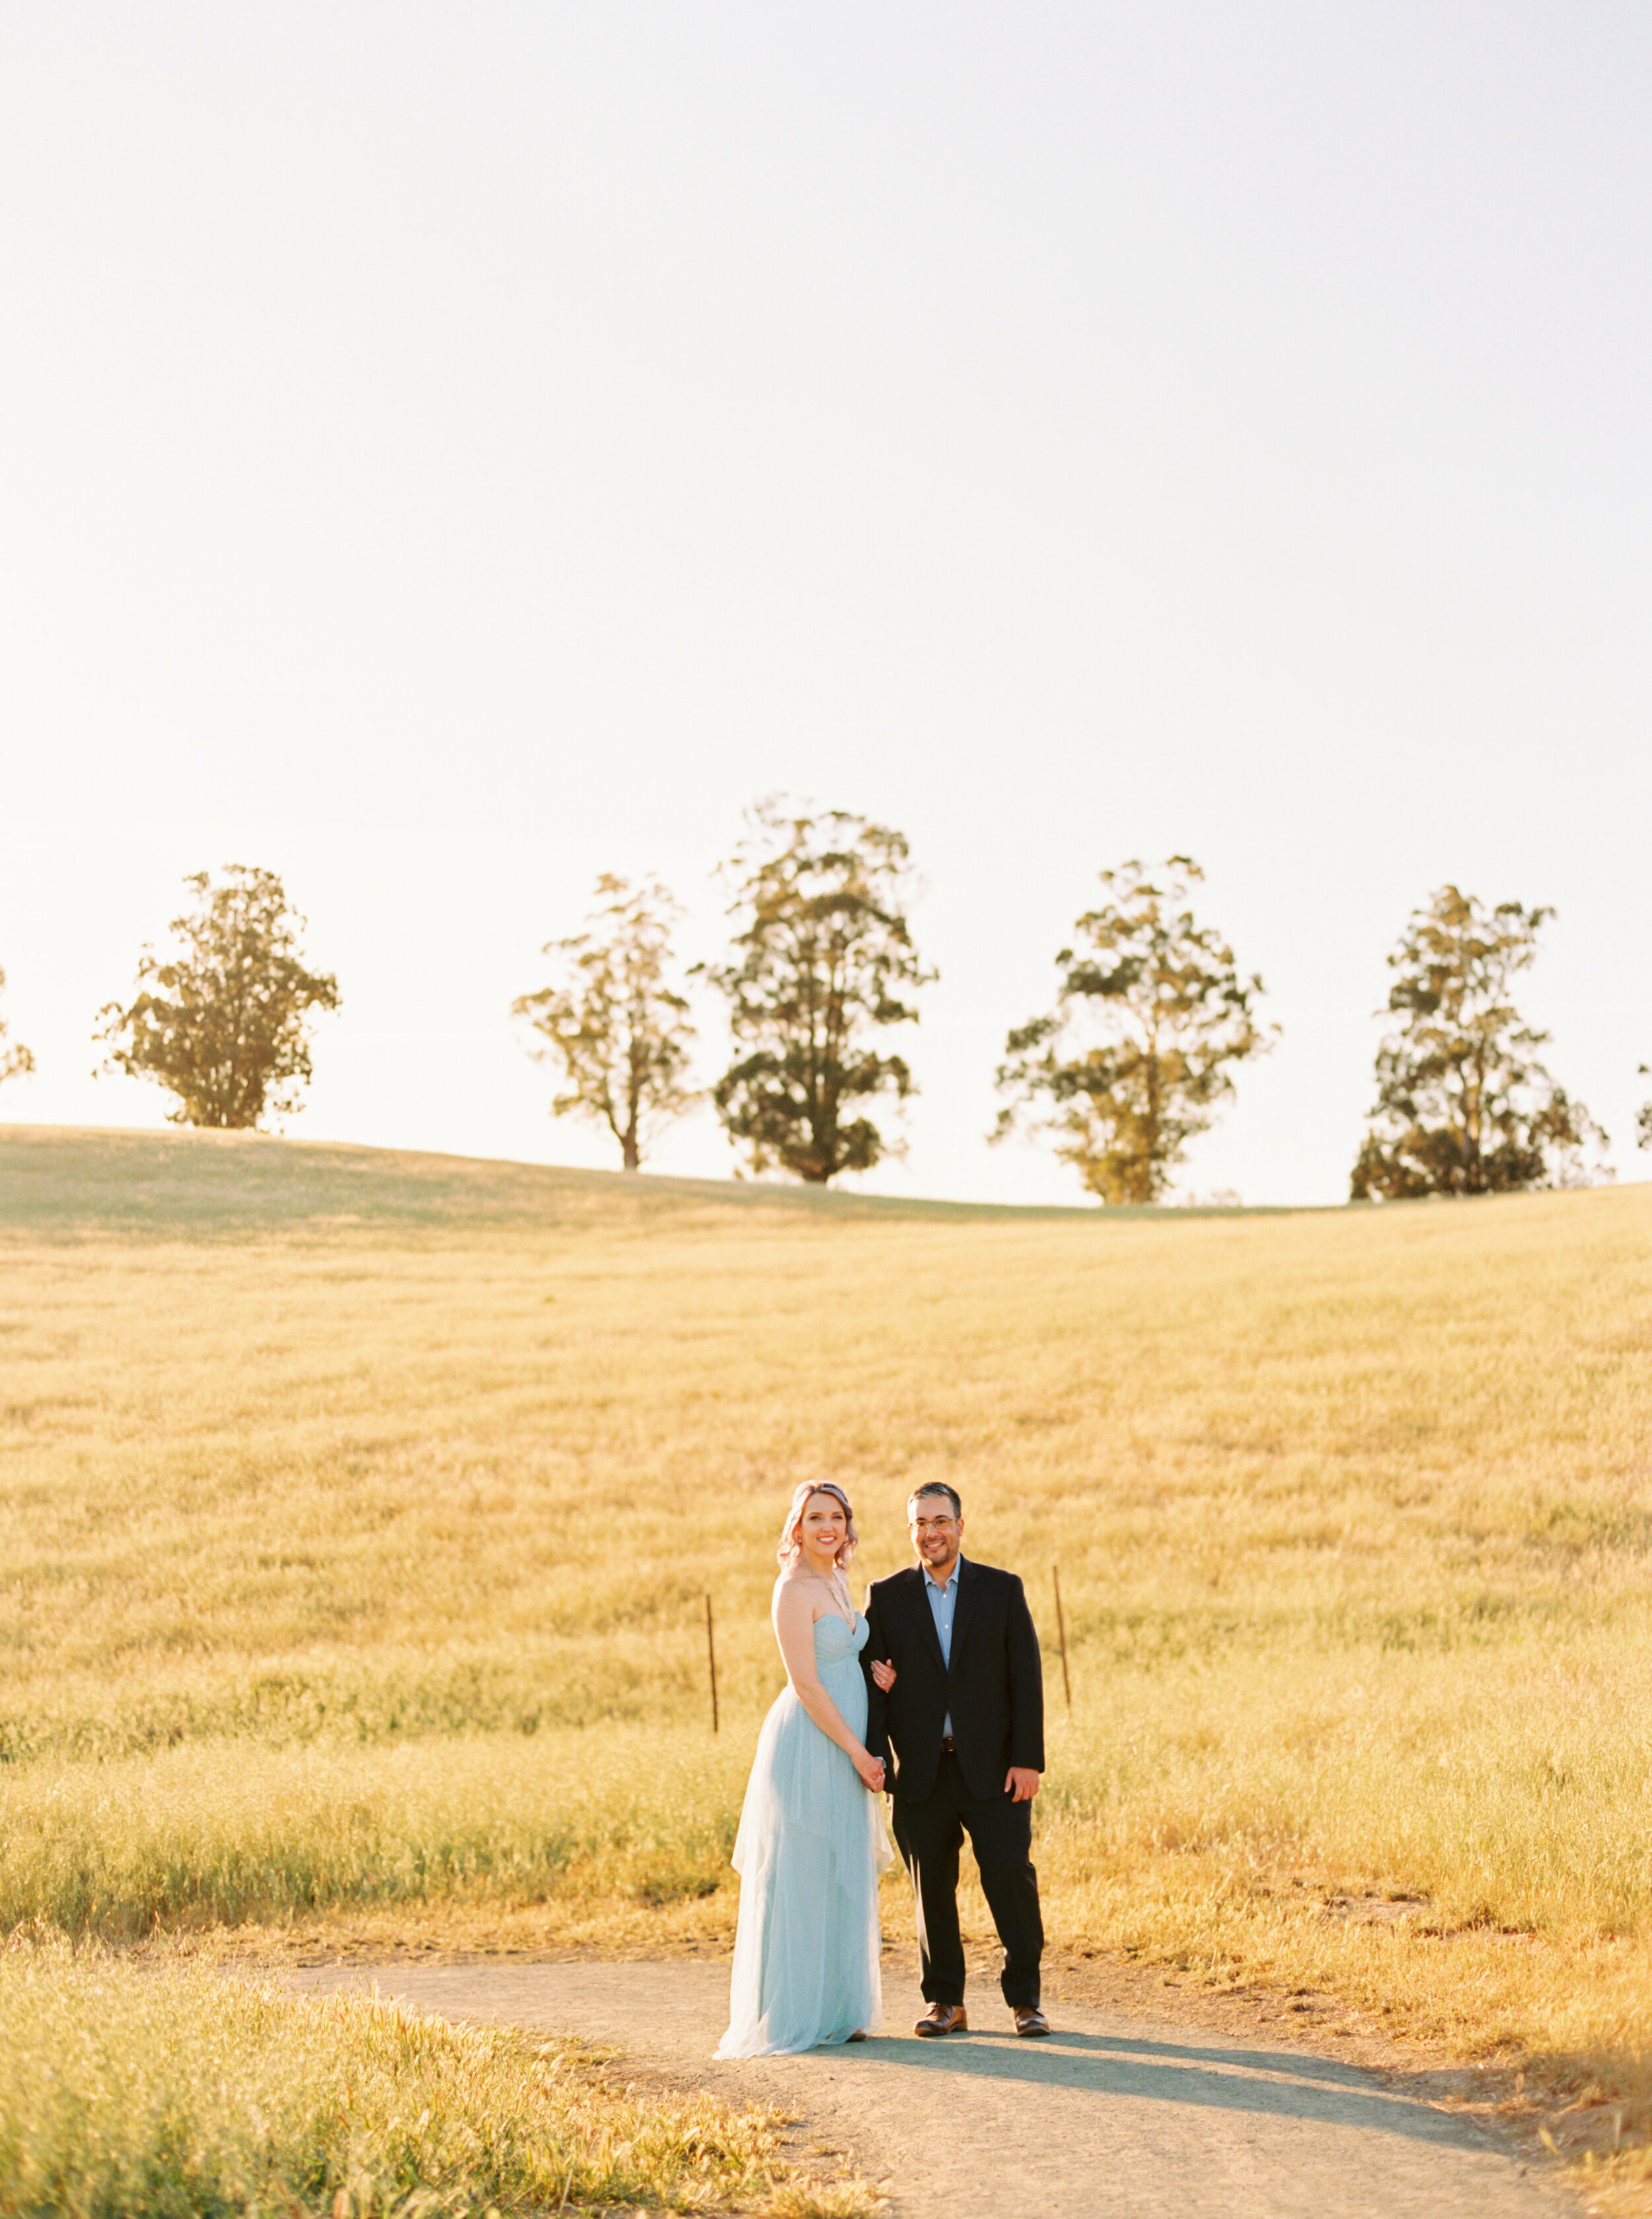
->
[863,1558,1044,1803]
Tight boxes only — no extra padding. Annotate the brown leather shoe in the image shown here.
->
[1013,2004,1051,2037]
[914,2002,968,2037]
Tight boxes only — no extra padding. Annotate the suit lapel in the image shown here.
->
[904,1566,948,1672]
[948,1556,981,1666]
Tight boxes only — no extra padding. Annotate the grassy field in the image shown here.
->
[3,1123,1651,2208]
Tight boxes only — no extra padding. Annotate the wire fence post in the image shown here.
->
[705,1593,720,1734]
[1052,1564,1072,1713]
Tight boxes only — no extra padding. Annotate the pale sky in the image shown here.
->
[3,3,1649,1207]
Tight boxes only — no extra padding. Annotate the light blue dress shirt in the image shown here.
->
[925,1560,962,1742]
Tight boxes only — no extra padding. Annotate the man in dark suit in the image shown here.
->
[864,1482,1049,2037]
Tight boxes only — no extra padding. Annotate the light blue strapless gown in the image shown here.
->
[715,1611,893,2057]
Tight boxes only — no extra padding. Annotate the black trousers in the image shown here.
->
[891,1751,1044,2009]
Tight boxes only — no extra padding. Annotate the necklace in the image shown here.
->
[805,1563,856,1628]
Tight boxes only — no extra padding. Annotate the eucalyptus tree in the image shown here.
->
[96,866,340,1129]
[704,800,934,1185]
[1349,885,1606,1199]
[994,856,1274,1204]
[513,874,697,1172]
[0,967,33,1087]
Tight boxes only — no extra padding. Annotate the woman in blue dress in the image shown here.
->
[715,1482,895,2057]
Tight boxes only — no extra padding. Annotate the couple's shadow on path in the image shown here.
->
[843,2026,1488,2150]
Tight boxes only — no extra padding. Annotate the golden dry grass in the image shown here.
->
[3,1124,1651,2204]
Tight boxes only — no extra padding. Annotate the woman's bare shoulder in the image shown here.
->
[774,1565,825,1620]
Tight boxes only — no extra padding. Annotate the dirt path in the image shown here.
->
[289,1958,1570,2218]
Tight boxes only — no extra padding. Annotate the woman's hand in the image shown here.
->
[869,1657,895,1691]
[854,1749,886,1792]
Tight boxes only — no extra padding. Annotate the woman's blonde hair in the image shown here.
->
[777,1482,858,1567]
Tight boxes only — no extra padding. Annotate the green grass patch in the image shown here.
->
[0,1938,874,2216]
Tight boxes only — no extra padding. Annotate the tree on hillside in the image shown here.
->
[95,866,340,1129]
[511,874,697,1173]
[1349,885,1606,1199]
[0,967,34,1087]
[993,856,1275,1205]
[1637,1065,1650,1154]
[703,800,934,1185]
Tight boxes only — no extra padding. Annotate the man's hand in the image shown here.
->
[1005,1767,1041,1803]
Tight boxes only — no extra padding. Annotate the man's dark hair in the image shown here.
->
[909,1482,962,1519]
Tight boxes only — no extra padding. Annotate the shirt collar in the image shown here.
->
[924,1556,964,1593]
